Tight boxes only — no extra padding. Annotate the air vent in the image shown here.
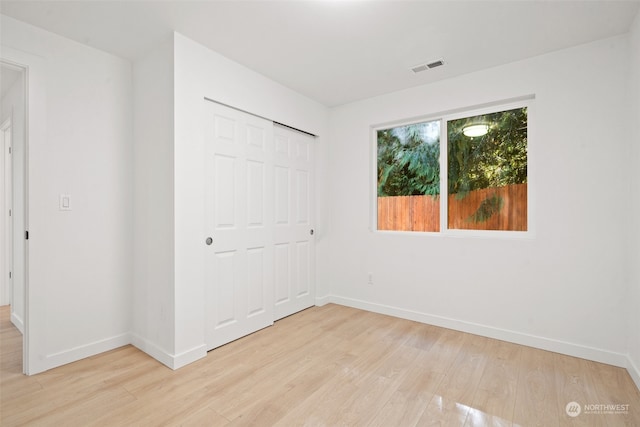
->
[410,58,445,73]
[410,64,429,73]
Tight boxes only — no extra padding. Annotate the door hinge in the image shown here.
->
[8,147,11,154]
[9,272,11,279]
[25,230,29,240]
[8,209,11,217]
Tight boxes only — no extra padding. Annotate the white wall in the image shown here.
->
[0,70,25,332]
[327,35,631,367]
[171,33,330,367]
[132,39,176,366]
[0,15,133,374]
[131,32,331,369]
[628,12,640,388]
[1,11,636,378]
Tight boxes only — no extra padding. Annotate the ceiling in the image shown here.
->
[1,1,639,107]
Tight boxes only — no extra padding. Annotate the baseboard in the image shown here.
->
[45,332,131,371]
[130,334,175,369]
[173,344,207,369]
[130,334,206,370]
[315,294,332,307]
[325,295,629,368]
[10,311,24,334]
[627,355,640,391]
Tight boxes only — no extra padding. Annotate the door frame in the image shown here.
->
[1,46,45,374]
[0,57,28,374]
[0,116,13,307]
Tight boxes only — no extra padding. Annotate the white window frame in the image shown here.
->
[371,97,534,239]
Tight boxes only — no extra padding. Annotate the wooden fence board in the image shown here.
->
[377,184,527,232]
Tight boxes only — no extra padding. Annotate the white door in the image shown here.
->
[273,125,315,320]
[204,100,275,350]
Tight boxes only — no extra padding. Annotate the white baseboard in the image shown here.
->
[324,295,629,368]
[627,355,640,391]
[45,332,131,371]
[130,334,206,370]
[173,344,207,369]
[130,334,175,369]
[10,311,24,334]
[315,294,332,307]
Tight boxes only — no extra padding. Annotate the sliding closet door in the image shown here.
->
[273,125,315,320]
[204,100,274,350]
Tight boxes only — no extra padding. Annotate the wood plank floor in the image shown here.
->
[1,304,639,426]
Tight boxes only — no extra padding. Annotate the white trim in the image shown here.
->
[44,333,131,371]
[0,116,11,307]
[172,345,207,369]
[10,311,23,334]
[371,95,535,132]
[130,334,175,369]
[315,294,332,306]
[440,116,448,233]
[369,126,376,232]
[130,334,206,370]
[323,295,629,368]
[627,355,640,391]
[0,47,36,374]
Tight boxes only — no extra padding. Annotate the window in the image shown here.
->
[375,102,529,234]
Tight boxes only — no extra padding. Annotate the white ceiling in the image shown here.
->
[1,1,639,107]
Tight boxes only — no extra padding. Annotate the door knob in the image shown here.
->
[206,237,213,245]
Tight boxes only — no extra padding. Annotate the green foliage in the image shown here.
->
[468,194,504,223]
[377,122,440,197]
[376,106,527,219]
[448,107,527,196]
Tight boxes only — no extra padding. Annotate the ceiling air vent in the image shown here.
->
[410,64,429,73]
[411,58,445,73]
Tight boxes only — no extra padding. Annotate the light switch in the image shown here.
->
[60,194,71,211]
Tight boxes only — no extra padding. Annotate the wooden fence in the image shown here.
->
[377,183,527,232]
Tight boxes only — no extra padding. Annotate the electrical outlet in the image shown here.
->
[59,194,72,211]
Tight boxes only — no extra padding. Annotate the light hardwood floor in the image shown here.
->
[1,304,639,426]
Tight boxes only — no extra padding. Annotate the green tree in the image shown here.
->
[447,107,527,196]
[377,122,440,197]
[377,107,526,203]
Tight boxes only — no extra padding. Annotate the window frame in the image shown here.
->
[371,98,534,238]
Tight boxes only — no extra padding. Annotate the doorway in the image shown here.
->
[1,117,13,306]
[0,62,27,374]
